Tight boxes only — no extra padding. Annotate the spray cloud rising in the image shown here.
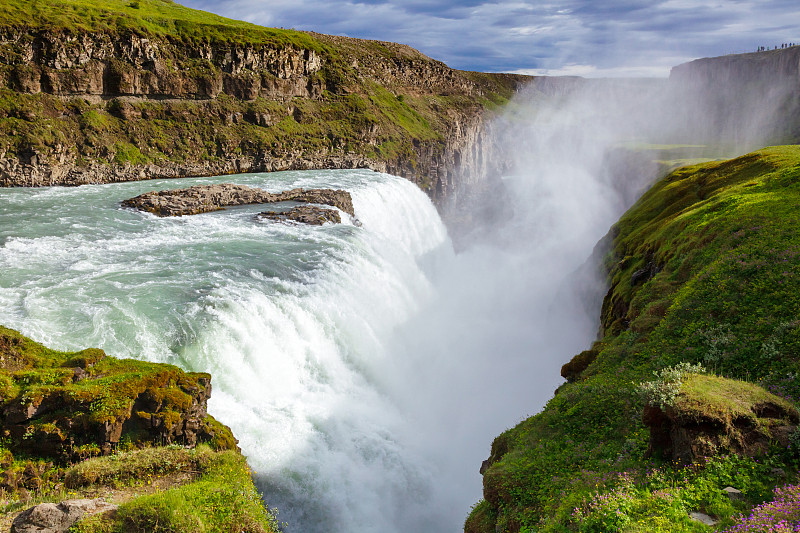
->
[0,58,796,533]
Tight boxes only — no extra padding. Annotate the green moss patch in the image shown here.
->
[0,330,262,530]
[0,326,236,461]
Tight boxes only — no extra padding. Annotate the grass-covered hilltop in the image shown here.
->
[0,0,525,204]
[468,147,800,532]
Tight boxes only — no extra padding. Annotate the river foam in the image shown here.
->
[0,169,449,532]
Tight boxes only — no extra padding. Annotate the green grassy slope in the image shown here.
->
[70,447,280,532]
[0,0,322,49]
[468,146,800,532]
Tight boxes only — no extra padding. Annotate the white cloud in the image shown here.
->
[179,0,800,75]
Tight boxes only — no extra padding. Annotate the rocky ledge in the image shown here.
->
[0,326,237,463]
[642,374,799,464]
[258,205,341,225]
[12,498,117,533]
[122,183,354,218]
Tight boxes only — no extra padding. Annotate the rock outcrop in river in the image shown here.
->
[258,205,342,225]
[122,183,354,218]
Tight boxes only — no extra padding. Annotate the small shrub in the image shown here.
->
[698,324,735,366]
[637,362,706,409]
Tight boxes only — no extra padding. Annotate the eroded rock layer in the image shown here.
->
[0,4,528,210]
[122,183,354,217]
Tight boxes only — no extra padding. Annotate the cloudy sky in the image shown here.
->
[180,0,800,77]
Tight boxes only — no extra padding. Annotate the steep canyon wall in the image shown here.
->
[669,45,800,146]
[0,25,526,213]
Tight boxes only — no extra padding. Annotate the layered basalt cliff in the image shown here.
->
[669,46,800,145]
[0,2,527,213]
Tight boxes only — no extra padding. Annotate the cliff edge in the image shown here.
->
[467,146,800,532]
[669,46,800,145]
[0,0,528,213]
[0,325,277,532]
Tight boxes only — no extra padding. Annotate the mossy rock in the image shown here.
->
[560,343,602,383]
[644,374,799,463]
[464,500,497,533]
[0,326,237,461]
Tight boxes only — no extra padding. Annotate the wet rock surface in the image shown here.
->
[122,183,354,218]
[258,205,342,225]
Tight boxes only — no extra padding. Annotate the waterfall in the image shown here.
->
[2,75,782,532]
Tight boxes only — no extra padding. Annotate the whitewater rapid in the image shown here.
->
[1,76,688,532]
[0,169,455,532]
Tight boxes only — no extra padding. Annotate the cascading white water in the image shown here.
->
[0,169,452,532]
[2,75,780,532]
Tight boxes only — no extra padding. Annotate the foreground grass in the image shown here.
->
[71,446,280,533]
[0,444,279,532]
[0,327,272,531]
[468,146,800,532]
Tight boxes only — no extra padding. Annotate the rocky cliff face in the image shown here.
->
[0,28,324,100]
[0,326,237,462]
[0,22,526,216]
[669,46,800,145]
